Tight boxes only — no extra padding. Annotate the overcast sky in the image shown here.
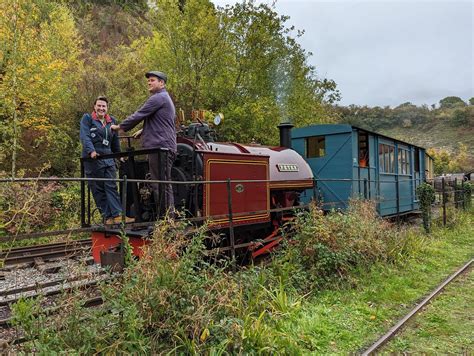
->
[211,0,473,107]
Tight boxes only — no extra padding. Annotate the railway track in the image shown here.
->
[0,295,105,348]
[0,256,111,349]
[0,239,92,267]
[0,279,107,328]
[0,270,107,306]
[362,258,473,355]
[0,238,111,348]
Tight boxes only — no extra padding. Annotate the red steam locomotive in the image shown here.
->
[81,121,314,265]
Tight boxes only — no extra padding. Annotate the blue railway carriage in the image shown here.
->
[291,124,434,216]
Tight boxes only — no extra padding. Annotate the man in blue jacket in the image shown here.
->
[80,96,133,224]
[111,71,176,216]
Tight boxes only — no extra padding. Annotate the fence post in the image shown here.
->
[80,161,86,227]
[127,150,142,222]
[312,178,317,203]
[454,178,458,209]
[121,175,128,226]
[158,151,165,217]
[226,178,236,266]
[461,180,465,210]
[396,175,400,219]
[87,182,91,226]
[364,178,368,199]
[442,177,447,226]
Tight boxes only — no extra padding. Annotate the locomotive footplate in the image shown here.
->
[91,226,151,265]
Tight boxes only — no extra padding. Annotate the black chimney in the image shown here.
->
[278,122,294,149]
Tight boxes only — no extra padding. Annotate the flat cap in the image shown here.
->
[145,71,167,83]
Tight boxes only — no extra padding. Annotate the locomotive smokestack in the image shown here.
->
[278,121,294,149]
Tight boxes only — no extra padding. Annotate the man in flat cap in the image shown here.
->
[111,71,176,217]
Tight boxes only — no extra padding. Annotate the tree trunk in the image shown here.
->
[11,0,19,178]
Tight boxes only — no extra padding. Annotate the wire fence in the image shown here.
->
[0,175,472,245]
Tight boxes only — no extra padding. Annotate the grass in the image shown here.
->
[383,269,473,353]
[272,211,473,353]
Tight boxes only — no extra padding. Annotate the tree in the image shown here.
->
[103,0,339,144]
[64,2,152,125]
[218,0,339,141]
[469,97,474,106]
[0,0,82,175]
[427,148,451,175]
[452,108,468,127]
[450,143,469,173]
[439,96,466,109]
[427,145,469,175]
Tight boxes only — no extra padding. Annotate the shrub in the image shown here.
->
[0,178,61,235]
[455,182,472,210]
[285,200,403,288]
[0,178,81,236]
[416,183,436,233]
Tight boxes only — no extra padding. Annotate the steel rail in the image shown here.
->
[0,227,95,243]
[1,246,92,266]
[0,269,102,299]
[0,295,104,328]
[361,258,473,355]
[0,274,107,308]
[0,239,91,259]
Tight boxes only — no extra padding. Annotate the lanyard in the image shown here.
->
[100,119,109,142]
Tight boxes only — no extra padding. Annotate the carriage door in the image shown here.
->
[356,131,375,199]
[397,145,413,212]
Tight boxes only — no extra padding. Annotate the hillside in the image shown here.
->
[383,120,473,161]
[334,101,474,173]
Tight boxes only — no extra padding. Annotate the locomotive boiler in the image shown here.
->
[82,121,314,265]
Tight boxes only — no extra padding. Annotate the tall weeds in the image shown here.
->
[284,200,425,288]
[11,199,429,354]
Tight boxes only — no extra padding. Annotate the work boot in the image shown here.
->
[106,216,135,225]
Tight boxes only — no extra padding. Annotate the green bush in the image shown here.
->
[285,200,410,288]
[416,183,436,233]
[455,182,472,210]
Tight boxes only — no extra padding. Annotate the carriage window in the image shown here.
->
[306,136,325,158]
[379,144,384,171]
[389,146,395,173]
[358,131,369,167]
[398,149,403,174]
[379,143,395,173]
[414,148,420,173]
[398,148,411,175]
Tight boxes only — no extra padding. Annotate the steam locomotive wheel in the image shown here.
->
[171,167,189,211]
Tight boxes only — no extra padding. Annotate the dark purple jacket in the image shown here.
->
[120,89,176,152]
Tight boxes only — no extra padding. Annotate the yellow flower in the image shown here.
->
[200,328,210,342]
